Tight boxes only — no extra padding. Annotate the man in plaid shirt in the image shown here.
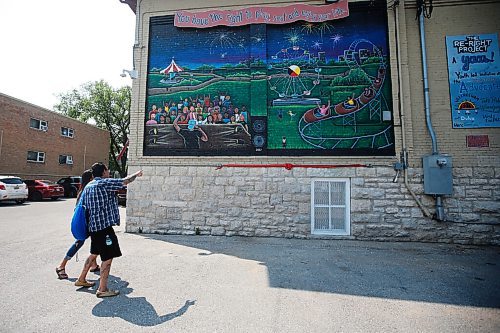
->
[75,162,143,298]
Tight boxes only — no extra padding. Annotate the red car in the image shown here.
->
[117,186,127,206]
[24,180,65,201]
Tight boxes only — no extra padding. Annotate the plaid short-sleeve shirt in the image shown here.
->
[82,177,124,232]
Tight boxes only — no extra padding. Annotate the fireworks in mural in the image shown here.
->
[207,29,246,53]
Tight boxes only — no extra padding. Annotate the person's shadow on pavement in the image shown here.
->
[91,276,196,326]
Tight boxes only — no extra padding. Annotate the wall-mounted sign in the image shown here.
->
[174,2,349,28]
[446,34,500,128]
[466,135,490,148]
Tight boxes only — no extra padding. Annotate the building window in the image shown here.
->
[311,179,351,236]
[59,155,73,165]
[27,151,45,163]
[29,118,48,131]
[61,127,74,138]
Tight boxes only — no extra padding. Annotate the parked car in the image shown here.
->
[0,176,28,204]
[24,180,65,201]
[56,176,82,198]
[117,186,127,206]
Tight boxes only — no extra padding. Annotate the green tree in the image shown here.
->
[54,80,131,177]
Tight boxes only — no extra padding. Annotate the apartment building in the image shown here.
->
[0,93,109,181]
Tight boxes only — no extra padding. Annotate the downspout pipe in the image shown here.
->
[418,10,438,155]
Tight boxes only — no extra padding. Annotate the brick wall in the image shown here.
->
[0,93,110,180]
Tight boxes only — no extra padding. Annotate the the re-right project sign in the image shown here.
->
[446,33,500,128]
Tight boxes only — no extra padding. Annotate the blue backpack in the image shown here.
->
[71,192,89,240]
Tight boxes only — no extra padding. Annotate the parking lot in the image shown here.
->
[0,199,499,332]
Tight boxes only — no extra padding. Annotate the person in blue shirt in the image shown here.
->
[74,162,142,298]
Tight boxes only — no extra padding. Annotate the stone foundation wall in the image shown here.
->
[125,165,500,245]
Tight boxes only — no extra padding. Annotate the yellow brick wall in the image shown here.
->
[402,0,500,167]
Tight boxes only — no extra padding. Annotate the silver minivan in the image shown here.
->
[0,176,28,204]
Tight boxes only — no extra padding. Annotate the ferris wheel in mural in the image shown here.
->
[267,47,322,104]
[297,39,394,150]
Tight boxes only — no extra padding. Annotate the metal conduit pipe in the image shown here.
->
[418,5,446,221]
[418,10,438,155]
[394,2,432,218]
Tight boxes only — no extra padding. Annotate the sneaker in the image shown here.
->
[75,280,95,288]
[96,289,120,298]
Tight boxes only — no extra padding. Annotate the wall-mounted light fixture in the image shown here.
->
[121,69,138,79]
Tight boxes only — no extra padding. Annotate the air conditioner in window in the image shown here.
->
[41,125,48,131]
[66,157,73,165]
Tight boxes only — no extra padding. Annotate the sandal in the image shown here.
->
[90,265,100,273]
[75,279,95,288]
[96,289,120,298]
[56,267,68,280]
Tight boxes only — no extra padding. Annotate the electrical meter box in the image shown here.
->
[423,154,453,195]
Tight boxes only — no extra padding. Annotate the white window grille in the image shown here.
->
[27,151,45,163]
[61,127,74,138]
[30,118,48,131]
[311,179,350,235]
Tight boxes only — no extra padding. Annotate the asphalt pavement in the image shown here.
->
[0,199,499,333]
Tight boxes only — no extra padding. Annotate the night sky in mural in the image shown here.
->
[149,26,253,70]
[148,11,388,70]
[144,6,394,157]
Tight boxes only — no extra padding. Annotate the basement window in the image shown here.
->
[311,179,350,236]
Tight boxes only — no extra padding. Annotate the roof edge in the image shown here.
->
[0,92,109,133]
[119,0,136,14]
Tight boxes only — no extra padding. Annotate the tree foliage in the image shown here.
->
[54,80,131,177]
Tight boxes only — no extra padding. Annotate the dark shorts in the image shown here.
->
[90,226,122,262]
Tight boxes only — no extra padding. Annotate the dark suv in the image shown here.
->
[56,176,82,198]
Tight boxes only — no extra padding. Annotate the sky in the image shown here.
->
[0,0,136,110]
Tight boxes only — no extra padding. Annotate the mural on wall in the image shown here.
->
[446,33,500,128]
[144,3,394,156]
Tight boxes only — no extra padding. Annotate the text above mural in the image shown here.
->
[446,34,500,128]
[174,2,349,28]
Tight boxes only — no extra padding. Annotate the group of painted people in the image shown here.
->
[145,94,249,131]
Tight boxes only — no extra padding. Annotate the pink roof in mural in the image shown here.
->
[160,58,183,74]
